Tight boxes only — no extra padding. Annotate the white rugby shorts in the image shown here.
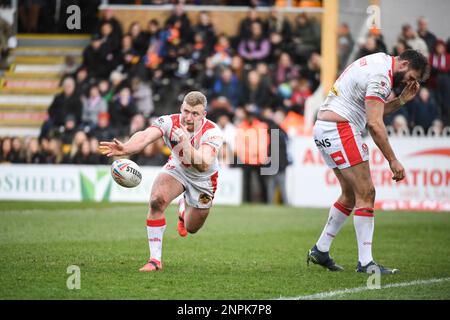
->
[161,160,218,209]
[313,120,369,170]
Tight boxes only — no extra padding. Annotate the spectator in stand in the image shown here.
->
[337,22,354,71]
[129,21,149,57]
[38,137,52,163]
[131,77,154,118]
[238,7,264,43]
[429,39,450,124]
[301,52,321,92]
[71,140,99,165]
[240,69,273,112]
[66,130,88,160]
[91,112,116,142]
[96,9,123,51]
[47,138,64,164]
[429,119,444,136]
[409,87,440,132]
[100,22,121,59]
[260,107,290,204]
[11,137,25,163]
[82,34,111,80]
[117,34,140,76]
[89,137,108,165]
[144,19,161,48]
[60,114,78,146]
[211,67,242,109]
[98,79,114,103]
[391,39,412,56]
[165,3,193,44]
[235,109,269,203]
[238,21,271,65]
[74,67,91,97]
[109,71,127,97]
[43,77,82,138]
[399,24,429,58]
[273,52,299,86]
[266,7,292,42]
[25,138,44,164]
[355,36,383,60]
[288,77,312,115]
[391,114,410,136]
[292,13,320,64]
[109,87,137,135]
[417,17,437,54]
[0,137,11,163]
[194,11,216,54]
[256,62,273,88]
[132,138,168,166]
[210,34,233,68]
[231,54,245,81]
[267,31,290,65]
[215,109,236,156]
[129,114,147,136]
[191,32,210,66]
[81,85,108,131]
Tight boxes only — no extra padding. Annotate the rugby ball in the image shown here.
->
[111,159,142,188]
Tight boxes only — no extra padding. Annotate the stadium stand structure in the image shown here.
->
[0,34,89,136]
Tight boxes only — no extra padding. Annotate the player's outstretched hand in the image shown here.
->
[400,81,420,104]
[98,138,127,157]
[389,159,405,182]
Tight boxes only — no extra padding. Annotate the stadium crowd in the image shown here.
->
[1,3,450,202]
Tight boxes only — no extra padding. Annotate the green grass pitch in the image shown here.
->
[0,201,449,300]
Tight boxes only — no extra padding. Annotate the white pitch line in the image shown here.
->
[277,277,450,300]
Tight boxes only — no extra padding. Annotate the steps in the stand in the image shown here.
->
[11,56,82,64]
[1,34,86,135]
[12,47,84,57]
[17,34,90,47]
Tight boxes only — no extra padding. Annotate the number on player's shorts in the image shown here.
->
[330,151,346,166]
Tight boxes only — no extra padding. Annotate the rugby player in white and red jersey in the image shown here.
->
[99,91,223,272]
[307,50,428,274]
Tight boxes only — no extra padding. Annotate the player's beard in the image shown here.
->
[392,71,407,90]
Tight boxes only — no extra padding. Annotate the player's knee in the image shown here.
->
[360,185,376,203]
[340,190,355,207]
[149,195,167,213]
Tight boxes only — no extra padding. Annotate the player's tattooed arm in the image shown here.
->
[384,81,420,116]
[99,127,163,157]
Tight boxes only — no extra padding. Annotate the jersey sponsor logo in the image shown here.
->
[330,85,339,96]
[198,193,212,205]
[164,163,176,170]
[362,143,369,155]
[315,138,331,148]
[330,150,346,166]
[156,117,165,126]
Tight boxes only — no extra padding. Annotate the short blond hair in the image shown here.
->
[183,91,207,108]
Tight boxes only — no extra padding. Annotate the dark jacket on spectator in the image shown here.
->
[109,99,137,132]
[48,93,82,127]
[409,95,439,132]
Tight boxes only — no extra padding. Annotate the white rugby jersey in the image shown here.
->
[320,52,394,132]
[151,114,223,180]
